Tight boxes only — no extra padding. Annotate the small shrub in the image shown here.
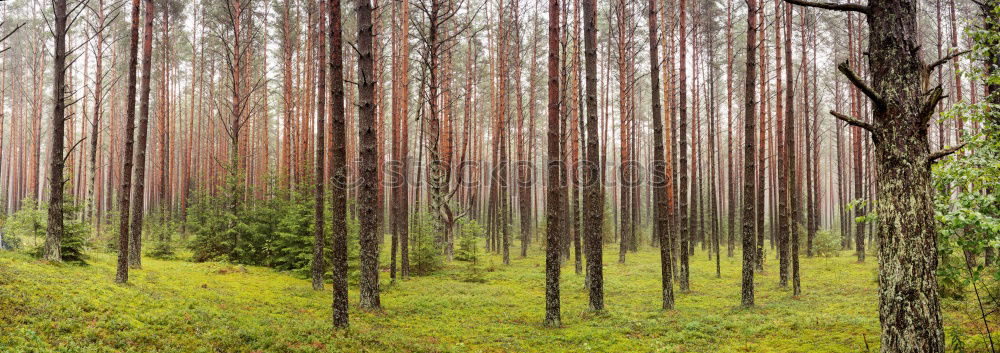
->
[455,219,484,262]
[460,260,487,283]
[408,212,443,275]
[0,232,21,250]
[29,223,90,264]
[811,229,841,257]
[17,198,93,264]
[3,199,46,246]
[147,241,177,260]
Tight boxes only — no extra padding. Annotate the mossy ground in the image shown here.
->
[0,242,992,352]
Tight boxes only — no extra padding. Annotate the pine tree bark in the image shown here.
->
[725,0,735,258]
[356,0,381,312]
[312,0,329,291]
[544,0,562,327]
[783,3,800,296]
[115,0,143,283]
[329,0,349,327]
[741,0,759,307]
[128,0,155,269]
[648,0,672,310]
[786,0,948,350]
[677,0,690,292]
[582,0,604,311]
[44,0,69,262]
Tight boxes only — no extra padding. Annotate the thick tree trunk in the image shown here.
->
[356,0,381,312]
[785,0,947,350]
[329,0,349,327]
[582,0,604,311]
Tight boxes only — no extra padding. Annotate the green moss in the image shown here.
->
[0,243,988,352]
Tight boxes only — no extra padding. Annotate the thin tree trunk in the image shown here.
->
[128,0,155,269]
[648,0,672,310]
[544,0,562,327]
[115,0,143,283]
[741,0,759,307]
[677,0,690,292]
[312,0,328,291]
[44,0,69,262]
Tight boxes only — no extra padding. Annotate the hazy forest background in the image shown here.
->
[0,0,998,351]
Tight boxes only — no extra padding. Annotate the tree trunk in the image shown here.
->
[128,0,155,269]
[356,0,381,312]
[783,3,800,296]
[786,0,948,350]
[329,0,349,327]
[741,0,759,307]
[582,0,604,311]
[115,0,143,283]
[44,0,69,262]
[647,0,672,310]
[544,0,562,327]
[312,0,329,291]
[677,0,690,292]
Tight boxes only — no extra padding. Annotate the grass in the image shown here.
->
[0,241,993,352]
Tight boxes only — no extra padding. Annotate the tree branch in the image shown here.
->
[918,85,945,125]
[928,142,967,165]
[830,110,876,134]
[927,49,970,74]
[782,0,869,14]
[838,61,886,109]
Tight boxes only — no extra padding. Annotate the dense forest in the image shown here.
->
[0,0,998,351]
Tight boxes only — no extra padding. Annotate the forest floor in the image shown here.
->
[0,241,993,353]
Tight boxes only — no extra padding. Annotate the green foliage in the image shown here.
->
[2,199,46,246]
[21,199,92,265]
[407,212,443,275]
[454,218,484,262]
[845,199,877,225]
[811,229,842,257]
[186,182,362,280]
[933,5,1000,299]
[454,218,487,282]
[0,246,992,352]
[147,241,177,260]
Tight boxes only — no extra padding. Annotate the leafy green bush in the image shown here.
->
[0,230,21,250]
[2,199,46,247]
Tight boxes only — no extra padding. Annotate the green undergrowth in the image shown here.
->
[0,242,991,352]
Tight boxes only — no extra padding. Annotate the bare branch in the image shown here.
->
[927,142,967,165]
[830,110,876,133]
[918,85,945,125]
[782,0,869,13]
[927,49,970,74]
[838,61,885,109]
